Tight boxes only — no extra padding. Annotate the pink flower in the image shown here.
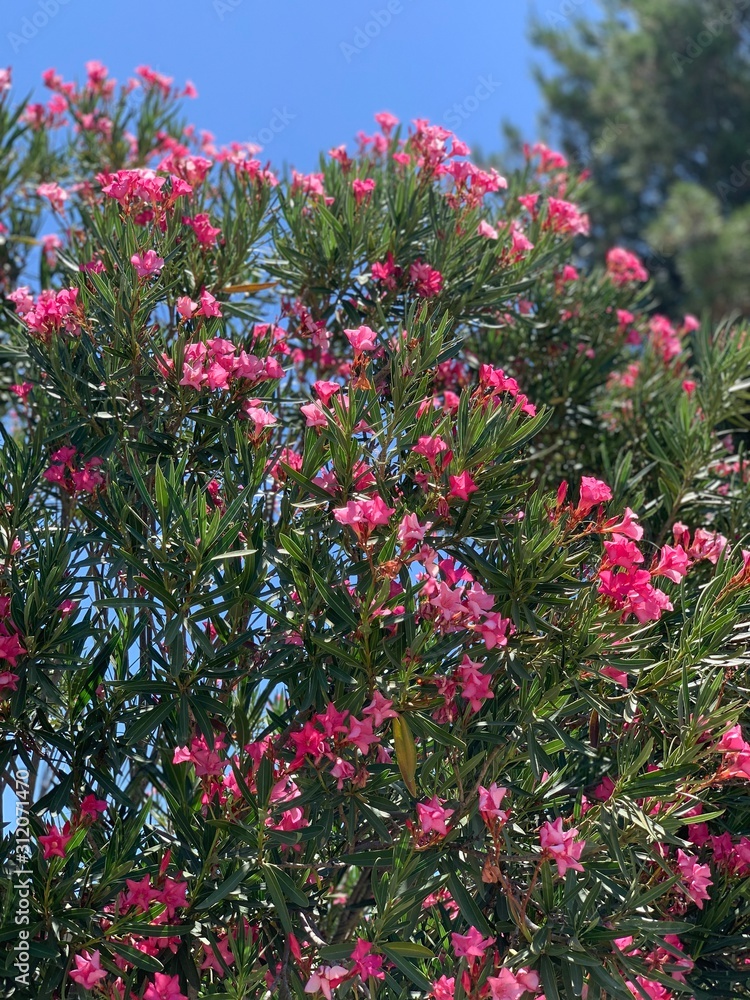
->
[37,182,68,213]
[677,849,713,909]
[0,670,19,694]
[352,178,376,205]
[121,873,157,912]
[539,818,585,875]
[346,716,380,754]
[577,476,612,514]
[350,939,385,980]
[602,507,643,541]
[416,795,454,836]
[244,405,277,439]
[176,296,197,319]
[300,402,328,428]
[345,325,378,353]
[397,512,429,550]
[136,65,175,95]
[39,823,72,859]
[201,934,235,974]
[545,197,590,236]
[487,968,527,1000]
[592,775,616,800]
[330,758,355,789]
[457,656,494,712]
[719,724,747,754]
[0,632,24,666]
[292,170,327,199]
[333,495,395,542]
[10,382,34,400]
[653,544,689,583]
[372,252,402,290]
[144,973,187,1000]
[41,233,62,267]
[19,287,84,340]
[478,783,509,822]
[649,314,682,363]
[305,966,348,1000]
[184,212,221,246]
[509,223,534,259]
[601,666,629,688]
[313,380,341,406]
[374,111,399,136]
[597,567,673,623]
[431,976,456,1000]
[362,691,398,727]
[8,286,34,316]
[603,536,644,571]
[180,361,205,390]
[131,250,164,278]
[529,141,568,171]
[626,977,672,1000]
[451,926,495,960]
[409,260,443,298]
[69,951,108,990]
[477,220,499,239]
[606,247,649,285]
[477,612,511,650]
[206,362,230,390]
[449,472,478,500]
[80,794,107,821]
[198,288,222,317]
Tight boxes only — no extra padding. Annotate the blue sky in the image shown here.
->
[3,0,561,172]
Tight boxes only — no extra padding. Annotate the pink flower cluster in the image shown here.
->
[415,555,512,660]
[66,848,192,997]
[560,479,682,623]
[539,817,585,875]
[409,260,443,298]
[0,595,25,696]
[9,285,84,341]
[416,795,455,838]
[99,167,192,224]
[676,848,713,909]
[333,495,396,543]
[303,939,384,1000]
[433,926,541,1000]
[606,247,649,285]
[183,211,222,246]
[173,696,397,816]
[39,794,107,861]
[43,446,105,495]
[161,335,284,393]
[717,724,750,781]
[443,159,507,209]
[36,181,69,213]
[672,521,727,565]
[616,935,694,1000]
[477,363,537,417]
[544,196,590,236]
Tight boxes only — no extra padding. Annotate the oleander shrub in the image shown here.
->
[1,63,750,1000]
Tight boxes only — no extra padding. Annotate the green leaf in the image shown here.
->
[393,715,418,797]
[197,864,251,909]
[380,945,433,993]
